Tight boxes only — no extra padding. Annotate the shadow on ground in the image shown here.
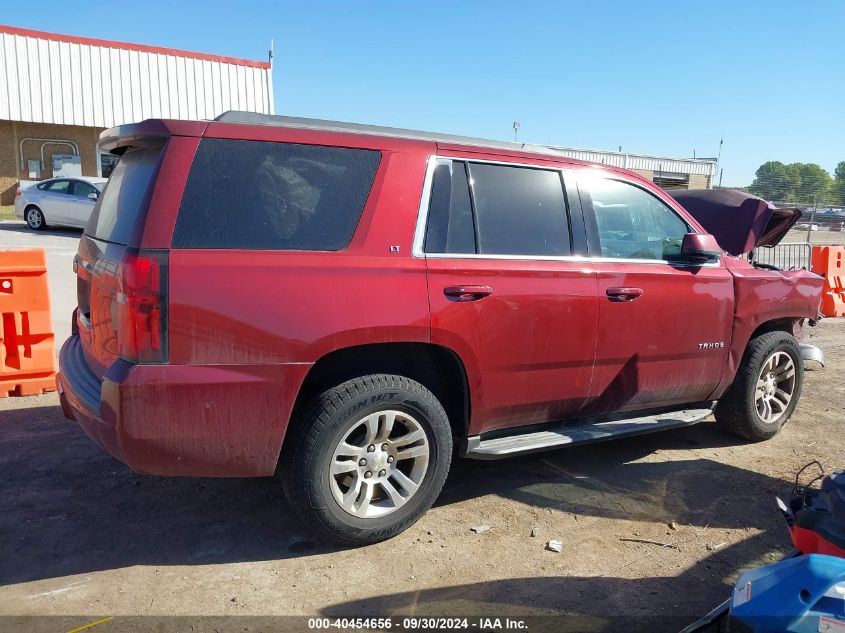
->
[440,421,779,530]
[0,404,791,594]
[0,221,82,237]
[319,533,768,632]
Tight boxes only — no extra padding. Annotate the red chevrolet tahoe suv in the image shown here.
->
[58,112,824,544]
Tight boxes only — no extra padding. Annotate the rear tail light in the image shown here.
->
[117,250,168,363]
[15,189,21,197]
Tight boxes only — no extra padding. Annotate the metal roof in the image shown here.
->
[546,145,718,177]
[0,25,274,128]
[216,112,717,177]
[215,112,565,157]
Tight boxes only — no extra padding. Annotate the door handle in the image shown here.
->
[606,287,643,302]
[444,285,493,302]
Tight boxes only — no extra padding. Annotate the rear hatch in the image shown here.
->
[75,139,168,378]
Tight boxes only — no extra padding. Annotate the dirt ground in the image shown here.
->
[784,226,845,246]
[0,319,842,631]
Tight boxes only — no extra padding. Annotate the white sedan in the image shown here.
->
[15,177,108,230]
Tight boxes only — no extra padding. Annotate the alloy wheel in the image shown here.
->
[329,410,430,518]
[755,350,796,424]
[26,209,42,229]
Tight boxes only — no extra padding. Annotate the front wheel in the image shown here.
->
[715,331,803,441]
[279,374,453,545]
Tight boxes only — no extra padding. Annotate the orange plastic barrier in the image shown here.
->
[0,249,57,396]
[811,245,845,317]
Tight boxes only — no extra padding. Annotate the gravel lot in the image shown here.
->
[0,219,843,632]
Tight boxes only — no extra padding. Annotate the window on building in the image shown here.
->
[652,172,690,190]
[582,177,689,260]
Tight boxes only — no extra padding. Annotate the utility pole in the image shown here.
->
[716,138,723,188]
[806,194,818,243]
[513,121,520,143]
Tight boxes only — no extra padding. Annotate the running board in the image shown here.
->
[464,407,713,460]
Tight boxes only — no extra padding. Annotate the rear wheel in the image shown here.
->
[25,206,46,230]
[715,331,803,441]
[279,374,453,545]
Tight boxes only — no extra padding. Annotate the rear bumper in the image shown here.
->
[58,335,312,477]
[58,335,124,461]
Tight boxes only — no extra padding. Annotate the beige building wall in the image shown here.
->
[633,169,712,190]
[0,121,16,205]
[0,121,104,205]
[688,174,711,189]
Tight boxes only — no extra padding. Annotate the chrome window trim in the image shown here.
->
[411,155,718,268]
[420,251,717,268]
[411,155,438,258]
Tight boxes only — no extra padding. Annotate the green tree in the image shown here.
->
[749,161,799,201]
[833,161,845,206]
[793,163,832,204]
[749,161,834,204]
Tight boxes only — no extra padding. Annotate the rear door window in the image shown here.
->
[469,163,570,256]
[424,160,476,254]
[73,181,98,199]
[424,160,571,257]
[45,180,71,194]
[172,139,381,251]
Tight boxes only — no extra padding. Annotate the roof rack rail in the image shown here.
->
[213,111,562,156]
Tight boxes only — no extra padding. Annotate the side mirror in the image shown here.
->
[680,233,721,264]
[88,192,99,201]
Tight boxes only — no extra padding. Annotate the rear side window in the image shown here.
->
[173,139,381,250]
[424,160,571,257]
[424,160,476,254]
[46,180,71,194]
[469,163,570,256]
[73,181,98,198]
[88,144,164,245]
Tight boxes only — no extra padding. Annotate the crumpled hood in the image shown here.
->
[669,188,802,256]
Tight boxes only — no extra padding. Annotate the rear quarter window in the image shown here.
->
[172,139,381,250]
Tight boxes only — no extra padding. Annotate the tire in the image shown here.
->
[714,331,803,441]
[279,374,453,545]
[25,206,46,230]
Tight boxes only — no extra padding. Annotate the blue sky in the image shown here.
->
[4,1,843,185]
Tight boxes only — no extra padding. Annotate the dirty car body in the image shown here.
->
[56,113,825,544]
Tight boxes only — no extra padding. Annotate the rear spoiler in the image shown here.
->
[99,119,208,154]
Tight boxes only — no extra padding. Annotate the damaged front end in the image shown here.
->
[670,188,802,257]
[671,188,825,369]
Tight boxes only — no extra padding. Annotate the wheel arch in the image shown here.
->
[286,342,471,449]
[747,317,802,340]
[23,204,45,227]
[711,316,804,400]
